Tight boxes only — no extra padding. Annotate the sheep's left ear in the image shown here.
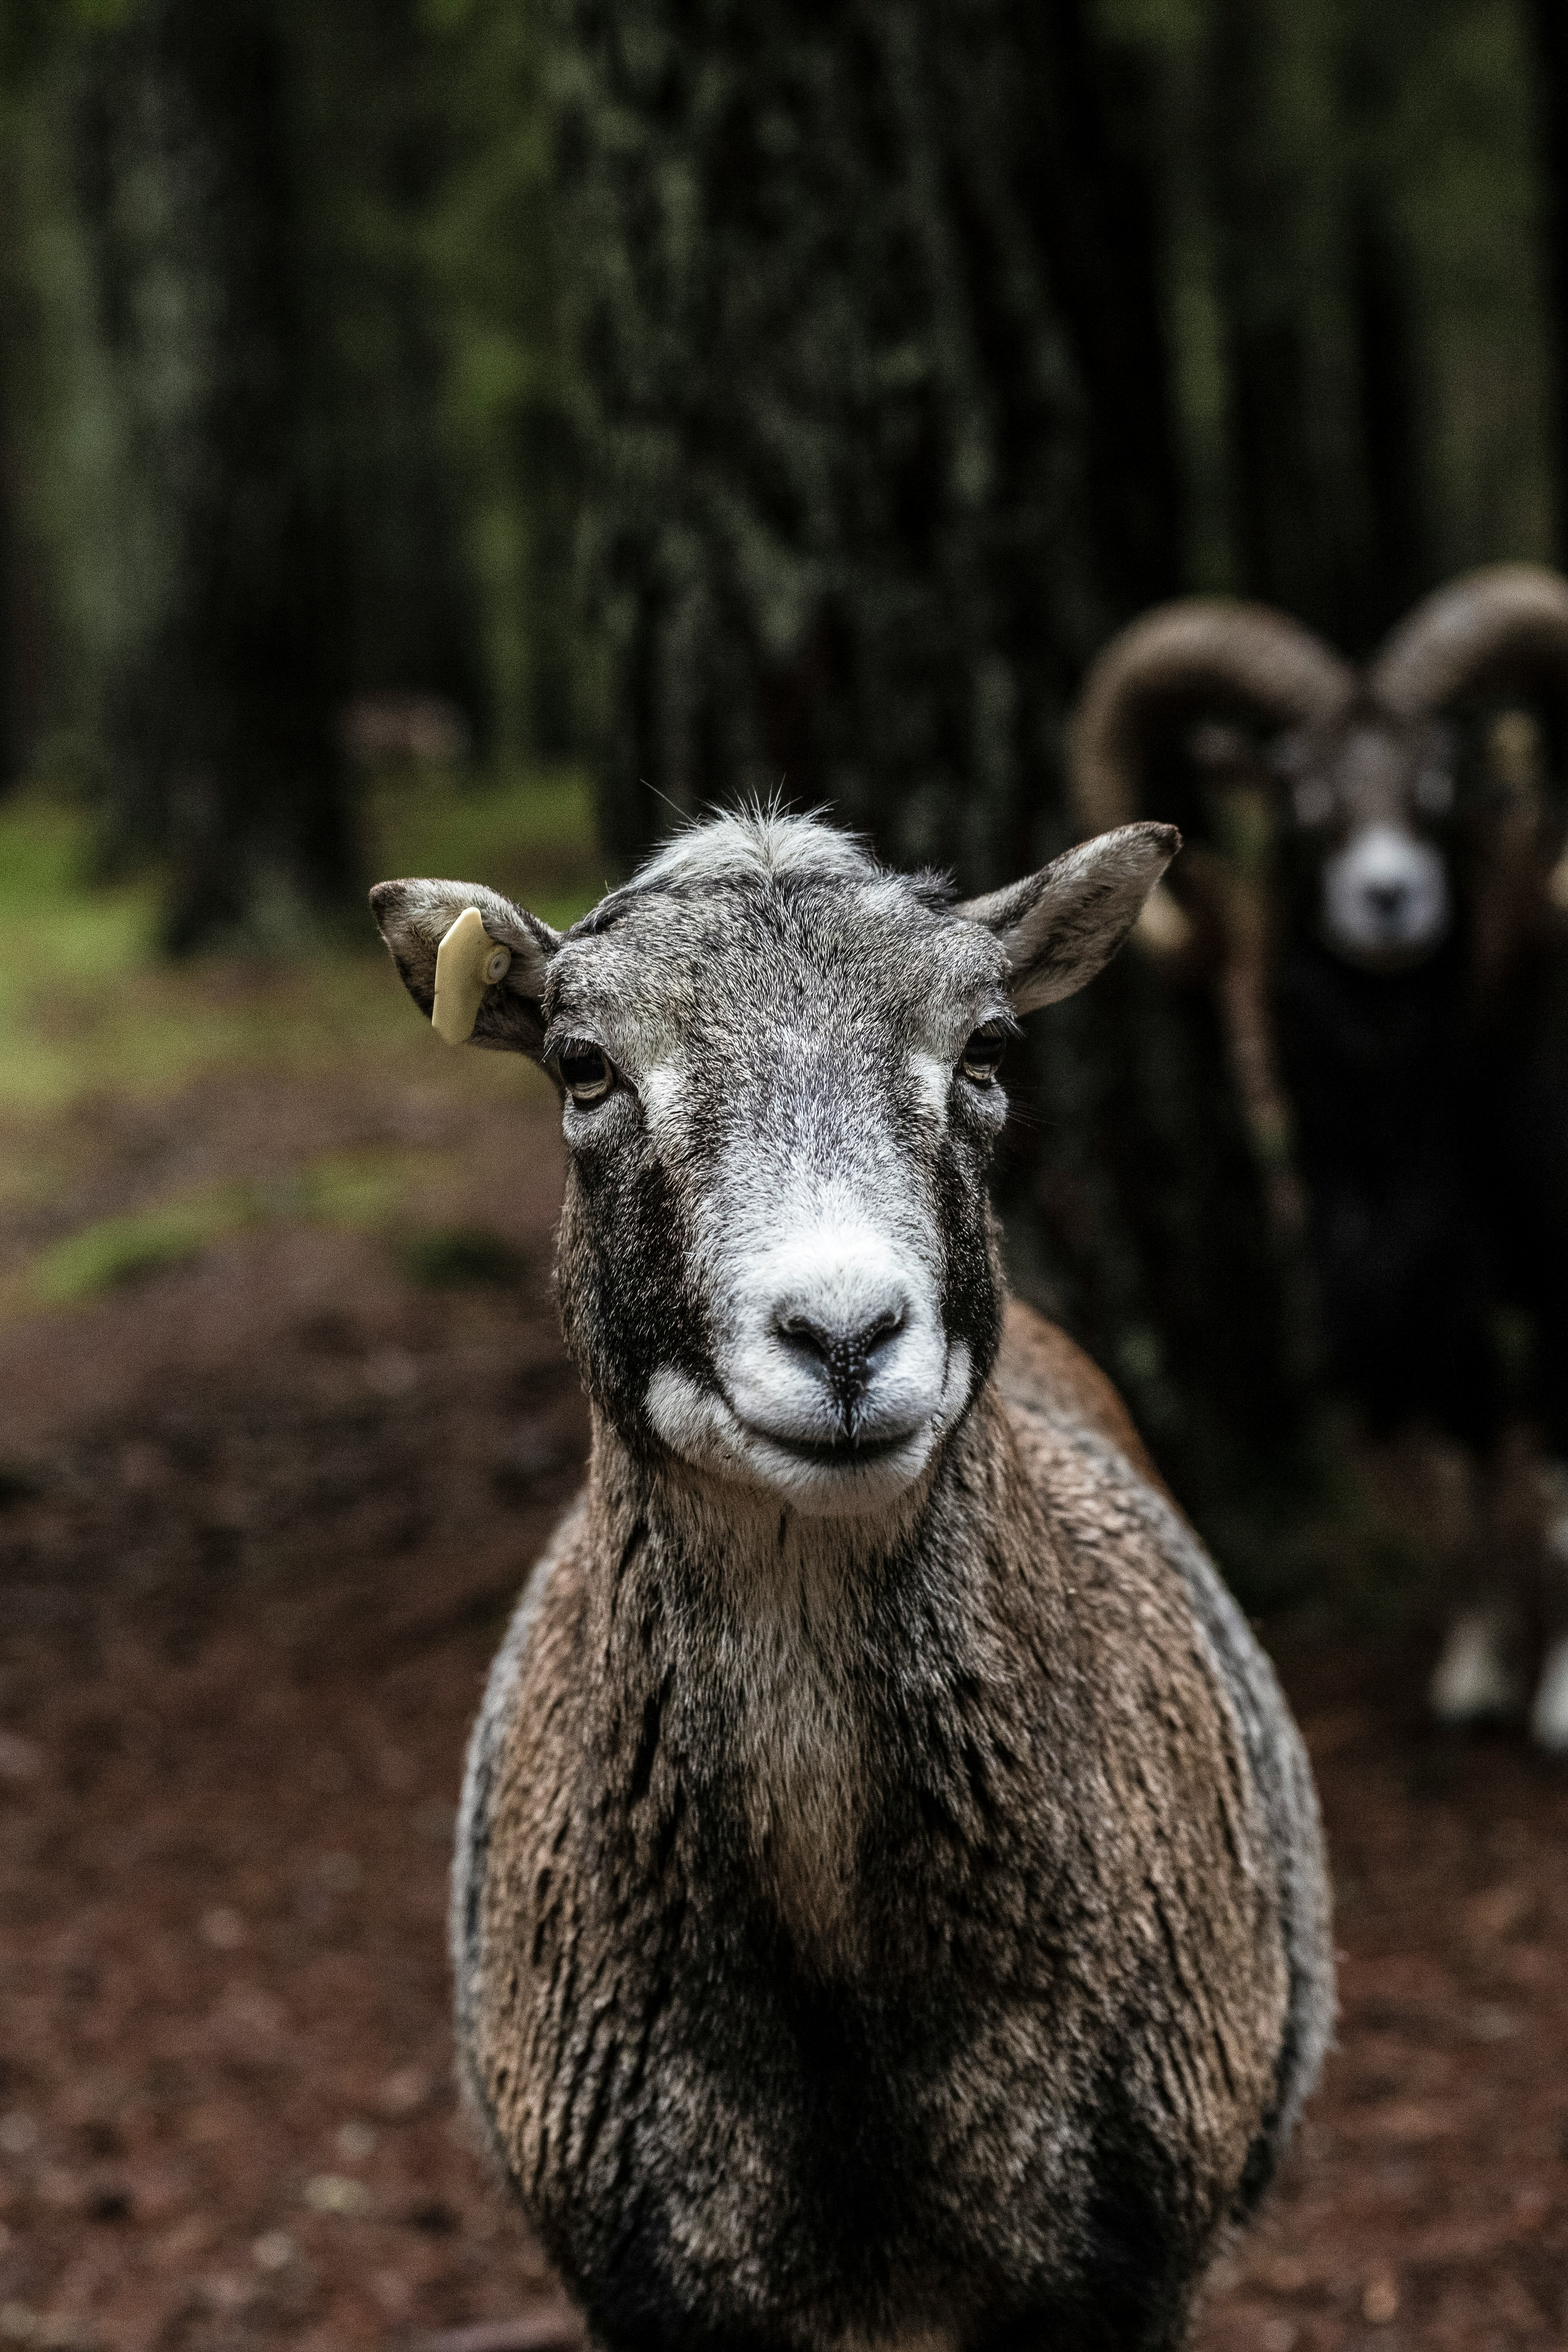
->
[369,878,559,1055]
[959,822,1181,1013]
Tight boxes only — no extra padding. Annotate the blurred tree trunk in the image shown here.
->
[1336,0,1434,652]
[1204,0,1341,639]
[1205,0,1435,655]
[1343,195,1430,645]
[423,0,581,763]
[0,119,31,792]
[71,0,355,952]
[1529,0,1568,569]
[0,376,20,793]
[552,0,1302,1511]
[292,0,492,748]
[557,0,1188,886]
[1013,2,1185,628]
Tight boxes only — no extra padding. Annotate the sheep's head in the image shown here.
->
[372,811,1175,1516]
[1270,701,1457,966]
[1071,565,1568,976]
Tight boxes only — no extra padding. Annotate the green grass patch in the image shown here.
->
[0,760,604,1118]
[394,1224,533,1287]
[365,762,607,931]
[30,1196,234,1303]
[20,1152,424,1310]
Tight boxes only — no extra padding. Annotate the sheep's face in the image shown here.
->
[371,813,1175,1517]
[1274,706,1456,969]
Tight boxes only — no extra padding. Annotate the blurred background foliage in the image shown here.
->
[0,0,1564,1542]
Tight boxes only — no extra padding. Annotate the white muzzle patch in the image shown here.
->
[646,1216,968,1515]
[1321,822,1448,963]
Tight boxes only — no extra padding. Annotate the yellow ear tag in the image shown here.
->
[432,907,512,1045]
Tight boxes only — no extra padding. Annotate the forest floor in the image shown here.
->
[0,781,1565,2352]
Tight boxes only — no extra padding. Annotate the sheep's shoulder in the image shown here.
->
[988,1300,1294,2081]
[995,1296,1173,1503]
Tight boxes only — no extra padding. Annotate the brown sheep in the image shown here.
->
[371,810,1332,2352]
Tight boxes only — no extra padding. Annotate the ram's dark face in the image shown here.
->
[371,813,1176,1517]
[1273,706,1457,969]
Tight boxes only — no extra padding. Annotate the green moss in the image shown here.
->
[30,1196,234,1301]
[0,764,602,1118]
[395,1225,532,1287]
[19,1152,425,1310]
[364,762,605,930]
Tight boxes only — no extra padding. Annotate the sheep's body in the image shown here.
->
[454,1301,1330,2352]
[371,809,1331,2351]
[1274,933,1499,1442]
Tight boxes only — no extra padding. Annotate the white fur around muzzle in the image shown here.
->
[1322,823,1448,962]
[647,1219,969,1514]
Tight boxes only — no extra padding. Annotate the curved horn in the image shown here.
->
[1070,600,1356,833]
[1370,563,1568,718]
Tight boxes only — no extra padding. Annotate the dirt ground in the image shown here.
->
[2,1057,1566,2352]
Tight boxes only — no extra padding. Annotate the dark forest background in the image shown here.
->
[2,0,1566,1532]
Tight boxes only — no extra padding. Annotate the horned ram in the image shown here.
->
[1071,563,1568,1747]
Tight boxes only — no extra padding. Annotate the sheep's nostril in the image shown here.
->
[863,1308,906,1363]
[775,1307,906,1412]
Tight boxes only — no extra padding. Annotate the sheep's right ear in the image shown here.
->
[959,822,1181,1013]
[369,878,559,1055]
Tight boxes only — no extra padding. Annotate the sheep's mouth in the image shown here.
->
[739,1419,922,1467]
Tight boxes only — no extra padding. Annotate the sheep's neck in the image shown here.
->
[584,1396,1022,1973]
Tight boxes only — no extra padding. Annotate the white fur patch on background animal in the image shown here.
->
[1530,1633,1568,1751]
[1321,822,1449,961]
[1428,1606,1523,1725]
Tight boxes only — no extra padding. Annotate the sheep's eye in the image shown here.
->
[559,1041,614,1104]
[960,1027,1006,1084]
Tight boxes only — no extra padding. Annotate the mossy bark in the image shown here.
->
[551,0,1301,1510]
[70,0,355,951]
[1529,0,1568,572]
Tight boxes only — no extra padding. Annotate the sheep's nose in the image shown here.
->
[1366,878,1408,918]
[775,1306,906,1414]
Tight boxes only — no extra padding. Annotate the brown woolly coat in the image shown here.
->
[452,1300,1331,2352]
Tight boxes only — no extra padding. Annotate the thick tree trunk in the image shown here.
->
[552,0,1301,1512]
[1205,0,1434,658]
[420,0,582,762]
[72,0,355,951]
[0,126,29,791]
[1343,195,1431,650]
[1012,2,1184,626]
[292,0,491,745]
[555,0,1173,886]
[1205,0,1339,637]
[0,420,18,793]
[1529,0,1568,570]
[997,948,1306,1506]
